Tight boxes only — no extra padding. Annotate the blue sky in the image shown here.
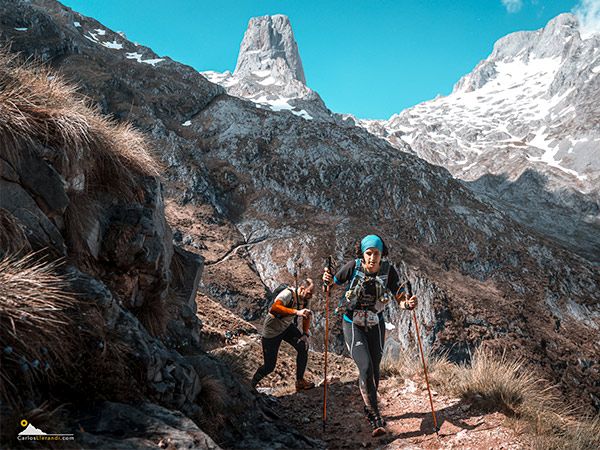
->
[62,0,591,119]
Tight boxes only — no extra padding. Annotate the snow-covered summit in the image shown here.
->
[364,13,599,189]
[453,13,585,94]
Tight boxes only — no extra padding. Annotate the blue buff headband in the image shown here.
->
[360,235,383,253]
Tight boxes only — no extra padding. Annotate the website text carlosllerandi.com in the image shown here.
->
[18,436,75,441]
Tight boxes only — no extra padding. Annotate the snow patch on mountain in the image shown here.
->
[70,20,166,66]
[125,52,164,66]
[527,131,589,181]
[101,40,122,50]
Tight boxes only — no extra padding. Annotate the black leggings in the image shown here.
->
[343,318,385,414]
[253,324,308,384]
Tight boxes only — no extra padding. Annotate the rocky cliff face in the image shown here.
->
[2,0,599,430]
[0,44,213,445]
[359,13,600,262]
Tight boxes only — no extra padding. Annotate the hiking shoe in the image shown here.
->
[364,407,386,437]
[364,407,387,426]
[295,378,315,391]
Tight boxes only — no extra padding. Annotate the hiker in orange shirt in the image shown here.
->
[251,279,316,392]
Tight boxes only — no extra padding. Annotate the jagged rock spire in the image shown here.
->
[234,14,306,85]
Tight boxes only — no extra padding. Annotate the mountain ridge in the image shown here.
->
[200,14,599,263]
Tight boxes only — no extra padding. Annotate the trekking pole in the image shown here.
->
[296,258,312,338]
[293,260,300,310]
[293,257,303,325]
[322,256,332,432]
[408,282,439,435]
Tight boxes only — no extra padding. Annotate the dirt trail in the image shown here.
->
[212,333,527,449]
[273,377,527,449]
[197,292,527,449]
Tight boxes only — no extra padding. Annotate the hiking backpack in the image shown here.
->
[268,284,299,319]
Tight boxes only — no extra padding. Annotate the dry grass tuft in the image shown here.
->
[0,254,145,410]
[0,51,89,155]
[0,208,31,257]
[450,348,543,415]
[0,49,162,201]
[107,121,161,178]
[196,375,227,435]
[530,415,600,450]
[0,252,146,411]
[382,345,600,449]
[136,295,169,337]
[381,347,454,382]
[0,253,78,408]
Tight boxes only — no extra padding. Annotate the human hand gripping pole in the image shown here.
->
[395,281,418,310]
[322,255,332,432]
[292,257,311,337]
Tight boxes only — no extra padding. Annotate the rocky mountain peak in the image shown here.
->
[234,14,306,85]
[453,13,583,93]
[453,13,581,92]
[544,12,580,36]
[202,14,331,122]
[492,12,579,61]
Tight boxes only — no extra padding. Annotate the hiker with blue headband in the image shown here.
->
[322,234,417,437]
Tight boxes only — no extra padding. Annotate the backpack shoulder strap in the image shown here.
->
[349,258,364,286]
[354,258,363,276]
[380,260,390,277]
[377,260,391,286]
[339,259,362,307]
